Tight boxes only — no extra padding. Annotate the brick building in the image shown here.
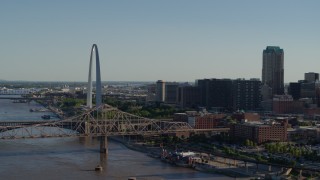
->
[194,114,225,129]
[232,112,261,122]
[272,95,304,114]
[173,112,225,129]
[230,120,288,144]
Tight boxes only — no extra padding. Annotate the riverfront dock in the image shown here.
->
[110,136,296,180]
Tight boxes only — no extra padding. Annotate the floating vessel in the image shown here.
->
[12,99,28,103]
[95,165,103,171]
[41,115,51,119]
[30,108,48,112]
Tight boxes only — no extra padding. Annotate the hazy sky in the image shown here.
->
[0,0,319,82]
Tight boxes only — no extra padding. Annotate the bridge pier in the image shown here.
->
[84,122,90,135]
[99,151,107,167]
[100,136,108,156]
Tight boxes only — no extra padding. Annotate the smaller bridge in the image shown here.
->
[0,104,229,139]
[0,104,229,155]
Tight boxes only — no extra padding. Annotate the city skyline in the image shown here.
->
[1,1,320,83]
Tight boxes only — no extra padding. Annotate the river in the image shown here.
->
[0,96,233,180]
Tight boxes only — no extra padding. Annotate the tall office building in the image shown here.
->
[156,80,165,102]
[262,46,284,96]
[288,82,301,100]
[232,78,261,111]
[165,82,179,104]
[197,78,233,110]
[177,86,200,109]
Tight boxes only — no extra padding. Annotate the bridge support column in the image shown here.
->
[100,152,107,166]
[84,122,90,135]
[268,165,272,172]
[100,136,108,156]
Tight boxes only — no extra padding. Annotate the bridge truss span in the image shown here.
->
[0,104,196,139]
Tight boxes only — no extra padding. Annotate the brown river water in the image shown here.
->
[0,96,233,180]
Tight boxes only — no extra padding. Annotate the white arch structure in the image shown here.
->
[86,44,102,108]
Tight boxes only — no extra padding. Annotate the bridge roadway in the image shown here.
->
[0,120,58,126]
[0,120,230,131]
[0,120,230,138]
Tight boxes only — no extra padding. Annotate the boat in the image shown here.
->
[41,115,51,119]
[30,108,49,112]
[175,160,192,168]
[95,165,103,171]
[12,99,28,103]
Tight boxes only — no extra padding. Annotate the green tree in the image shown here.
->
[245,139,250,147]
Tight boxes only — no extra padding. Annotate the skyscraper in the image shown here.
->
[262,46,284,96]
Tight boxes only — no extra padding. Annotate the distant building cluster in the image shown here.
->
[147,46,320,144]
[148,46,320,119]
[149,78,262,112]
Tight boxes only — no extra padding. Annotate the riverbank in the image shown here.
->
[109,136,260,179]
[109,136,162,157]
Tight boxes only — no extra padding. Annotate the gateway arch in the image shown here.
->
[86,44,102,108]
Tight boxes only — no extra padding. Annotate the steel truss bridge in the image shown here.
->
[0,104,229,139]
